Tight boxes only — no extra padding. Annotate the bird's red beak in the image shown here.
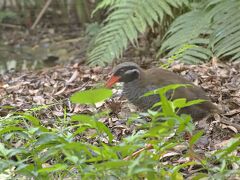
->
[105,75,120,88]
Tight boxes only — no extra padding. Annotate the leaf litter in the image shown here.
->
[0,59,239,177]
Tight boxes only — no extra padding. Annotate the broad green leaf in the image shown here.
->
[70,88,112,105]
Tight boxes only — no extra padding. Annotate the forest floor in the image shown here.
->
[1,56,240,146]
[0,27,240,177]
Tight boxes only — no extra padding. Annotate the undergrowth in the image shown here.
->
[0,86,239,179]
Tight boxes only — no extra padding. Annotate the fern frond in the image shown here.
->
[92,0,121,16]
[208,0,240,61]
[88,0,189,65]
[160,11,212,63]
[160,0,240,63]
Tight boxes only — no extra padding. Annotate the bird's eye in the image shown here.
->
[119,69,125,73]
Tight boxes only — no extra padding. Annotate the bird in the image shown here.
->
[105,62,219,121]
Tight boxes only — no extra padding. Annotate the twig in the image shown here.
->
[0,23,22,29]
[123,144,153,160]
[55,37,84,45]
[30,0,53,30]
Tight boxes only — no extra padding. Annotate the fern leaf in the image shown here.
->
[159,10,212,64]
[209,0,240,61]
[88,0,188,65]
[160,0,240,63]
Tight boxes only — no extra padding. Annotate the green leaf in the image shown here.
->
[70,88,112,105]
[88,0,187,65]
[172,161,197,173]
[184,99,206,107]
[172,98,187,109]
[160,92,175,117]
[144,84,192,97]
[189,131,204,146]
[63,142,92,156]
[35,133,67,146]
[177,114,193,133]
[0,126,25,136]
[71,114,95,124]
[0,143,9,156]
[37,164,68,174]
[71,115,113,142]
[95,160,130,169]
[215,138,240,159]
[95,121,114,142]
[23,114,40,126]
[173,98,206,109]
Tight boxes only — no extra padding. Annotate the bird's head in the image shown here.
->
[105,62,141,88]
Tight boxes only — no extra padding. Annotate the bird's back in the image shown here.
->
[123,67,219,121]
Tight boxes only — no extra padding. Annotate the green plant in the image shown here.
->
[0,11,16,23]
[160,0,240,63]
[0,87,239,179]
[88,0,189,65]
[88,0,240,65]
[160,44,194,69]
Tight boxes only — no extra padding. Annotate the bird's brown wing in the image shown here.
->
[143,68,190,86]
[143,68,219,114]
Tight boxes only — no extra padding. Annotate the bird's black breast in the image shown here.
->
[123,79,160,110]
